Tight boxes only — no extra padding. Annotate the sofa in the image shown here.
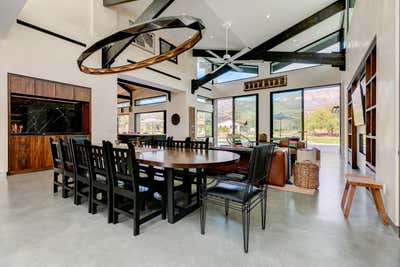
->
[209,146,288,187]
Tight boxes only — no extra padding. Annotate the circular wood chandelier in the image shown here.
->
[77,16,205,74]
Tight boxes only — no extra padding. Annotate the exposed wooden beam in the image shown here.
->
[265,51,345,66]
[191,65,232,94]
[191,0,345,93]
[103,0,137,7]
[245,0,345,59]
[118,82,133,106]
[193,49,240,58]
[102,0,175,67]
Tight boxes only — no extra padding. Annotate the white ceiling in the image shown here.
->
[117,0,343,52]
[0,0,28,38]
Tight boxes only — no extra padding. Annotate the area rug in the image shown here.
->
[268,184,316,195]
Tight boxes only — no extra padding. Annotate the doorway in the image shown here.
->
[271,84,341,154]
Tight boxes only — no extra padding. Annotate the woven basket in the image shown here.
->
[294,160,320,189]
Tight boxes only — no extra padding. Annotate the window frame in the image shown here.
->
[196,110,214,138]
[212,64,259,84]
[215,94,259,145]
[134,95,168,107]
[270,84,341,140]
[134,110,167,135]
[270,30,343,75]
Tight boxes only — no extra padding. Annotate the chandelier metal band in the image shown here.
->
[77,16,205,74]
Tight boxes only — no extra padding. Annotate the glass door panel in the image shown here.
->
[271,90,303,139]
[216,98,233,145]
[234,95,257,142]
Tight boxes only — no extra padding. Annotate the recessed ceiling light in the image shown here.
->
[292,39,297,42]
[266,14,271,19]
[209,35,215,39]
[182,13,187,16]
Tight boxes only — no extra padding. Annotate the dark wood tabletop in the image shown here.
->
[136,147,240,169]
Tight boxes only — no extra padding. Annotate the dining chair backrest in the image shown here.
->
[49,137,61,169]
[247,144,275,187]
[57,137,74,173]
[104,141,140,194]
[153,136,172,148]
[188,137,209,150]
[69,139,90,178]
[85,140,109,183]
[169,137,190,148]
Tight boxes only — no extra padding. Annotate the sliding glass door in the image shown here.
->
[271,90,303,139]
[271,85,340,150]
[234,95,257,142]
[216,95,258,145]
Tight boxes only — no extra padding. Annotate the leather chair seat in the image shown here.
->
[207,181,261,203]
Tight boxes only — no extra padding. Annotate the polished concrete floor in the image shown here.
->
[0,153,399,267]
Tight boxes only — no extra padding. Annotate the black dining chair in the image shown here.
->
[70,139,91,212]
[57,137,75,198]
[85,141,113,223]
[200,144,275,253]
[49,137,63,195]
[104,141,166,236]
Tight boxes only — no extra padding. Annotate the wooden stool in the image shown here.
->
[341,174,388,225]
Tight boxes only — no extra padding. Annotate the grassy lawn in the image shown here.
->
[307,136,339,144]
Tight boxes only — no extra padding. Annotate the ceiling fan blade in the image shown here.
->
[206,50,224,61]
[228,63,242,72]
[231,47,251,61]
[233,60,263,64]
[211,63,229,74]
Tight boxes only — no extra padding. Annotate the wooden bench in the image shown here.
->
[341,174,388,225]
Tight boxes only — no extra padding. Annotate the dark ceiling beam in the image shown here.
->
[102,0,175,68]
[191,65,232,94]
[264,51,345,66]
[103,0,137,7]
[191,0,345,93]
[118,82,133,106]
[193,49,240,58]
[245,0,345,59]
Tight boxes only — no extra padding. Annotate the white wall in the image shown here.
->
[0,0,202,177]
[213,63,341,137]
[343,0,400,226]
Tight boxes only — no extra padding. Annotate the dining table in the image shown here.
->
[136,147,240,224]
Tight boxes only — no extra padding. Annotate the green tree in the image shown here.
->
[306,106,339,135]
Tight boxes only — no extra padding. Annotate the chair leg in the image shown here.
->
[261,190,267,230]
[133,200,141,236]
[107,191,113,224]
[53,173,58,193]
[91,188,97,214]
[242,204,250,253]
[161,192,167,220]
[62,175,68,198]
[344,185,356,218]
[225,200,229,216]
[372,188,389,225]
[113,194,119,224]
[200,198,207,235]
[341,181,350,209]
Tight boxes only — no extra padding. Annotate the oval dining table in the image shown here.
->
[136,148,240,224]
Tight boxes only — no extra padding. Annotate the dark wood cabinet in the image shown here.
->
[55,83,74,100]
[7,73,92,175]
[74,86,91,102]
[8,134,89,174]
[35,79,56,98]
[9,75,35,95]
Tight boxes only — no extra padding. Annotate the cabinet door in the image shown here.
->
[35,79,56,98]
[55,83,74,100]
[74,86,91,102]
[9,74,35,95]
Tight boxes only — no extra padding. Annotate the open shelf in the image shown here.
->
[365,46,377,171]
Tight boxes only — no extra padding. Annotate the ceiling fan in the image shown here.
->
[206,22,252,74]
